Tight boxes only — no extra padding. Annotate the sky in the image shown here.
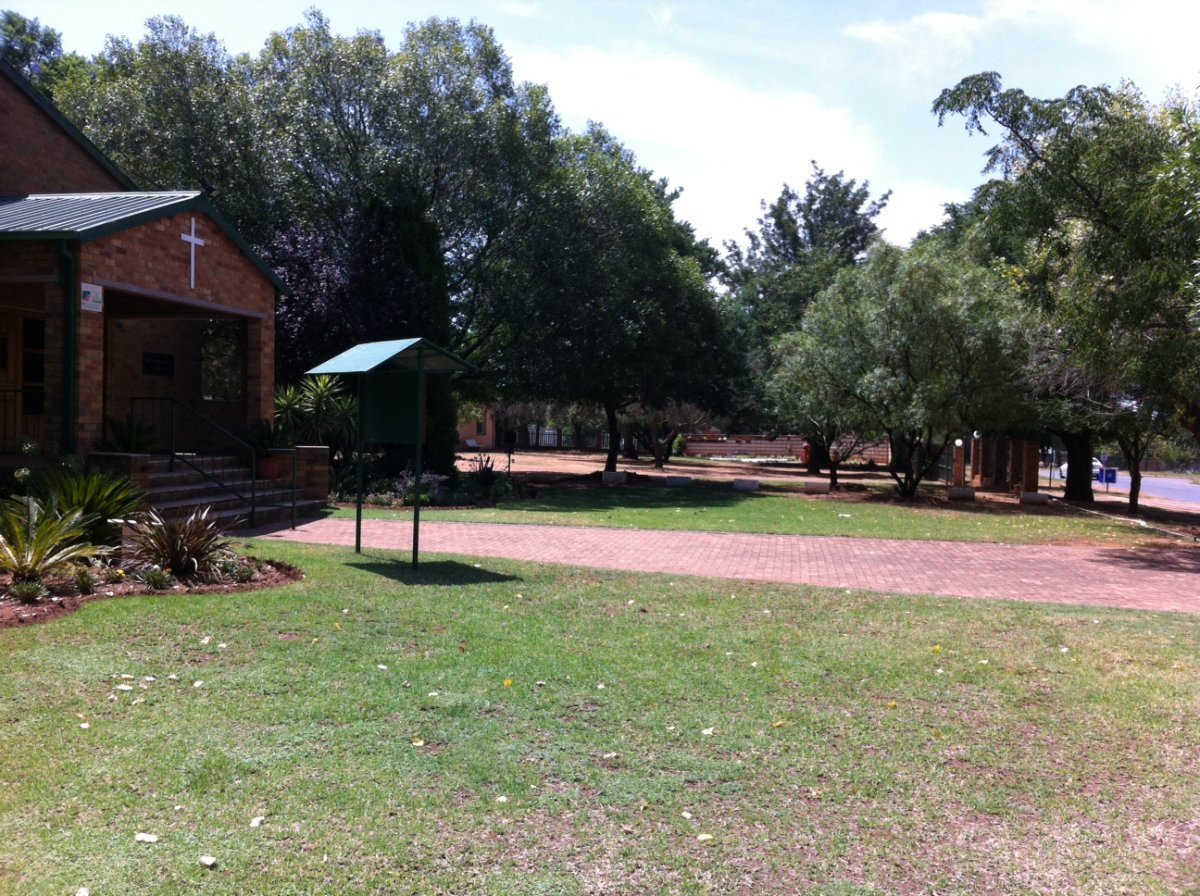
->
[20,0,1200,250]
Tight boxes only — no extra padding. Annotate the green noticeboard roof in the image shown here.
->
[306,338,476,376]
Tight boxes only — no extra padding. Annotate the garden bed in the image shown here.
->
[0,556,303,629]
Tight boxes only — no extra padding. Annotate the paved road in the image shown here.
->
[250,517,1200,616]
[1116,473,1200,505]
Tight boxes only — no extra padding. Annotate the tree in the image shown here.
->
[770,242,1028,497]
[490,127,740,471]
[1,10,60,74]
[723,162,891,451]
[725,163,891,340]
[55,16,275,244]
[0,10,86,100]
[933,73,1200,506]
[767,328,871,489]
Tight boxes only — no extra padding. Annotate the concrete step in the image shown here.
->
[143,453,322,531]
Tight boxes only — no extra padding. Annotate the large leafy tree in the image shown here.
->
[722,163,891,444]
[51,12,565,472]
[41,10,740,473]
[933,73,1200,505]
[491,127,739,471]
[725,163,891,341]
[0,10,87,101]
[770,241,1029,497]
[55,16,275,244]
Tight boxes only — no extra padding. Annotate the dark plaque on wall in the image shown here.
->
[142,352,175,376]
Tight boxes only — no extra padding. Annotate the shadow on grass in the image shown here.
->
[347,558,522,587]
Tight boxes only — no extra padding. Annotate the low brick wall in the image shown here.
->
[295,446,330,501]
[684,436,890,465]
[87,452,154,497]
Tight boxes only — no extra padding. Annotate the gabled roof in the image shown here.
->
[308,338,477,375]
[0,59,137,191]
[0,192,288,293]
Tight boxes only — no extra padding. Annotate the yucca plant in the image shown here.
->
[22,467,145,546]
[124,507,231,581]
[0,496,108,588]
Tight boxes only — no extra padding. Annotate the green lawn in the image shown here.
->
[2,541,1198,894]
[337,483,1155,545]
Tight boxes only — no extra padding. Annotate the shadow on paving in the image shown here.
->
[1090,545,1200,575]
[510,482,769,513]
[347,558,523,587]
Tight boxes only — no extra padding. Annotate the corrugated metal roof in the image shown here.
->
[308,338,476,374]
[0,191,288,293]
[0,192,200,236]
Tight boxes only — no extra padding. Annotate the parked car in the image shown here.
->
[1059,457,1103,478]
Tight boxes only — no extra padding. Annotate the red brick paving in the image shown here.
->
[251,518,1200,615]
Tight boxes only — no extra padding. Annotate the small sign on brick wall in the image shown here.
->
[81,283,103,312]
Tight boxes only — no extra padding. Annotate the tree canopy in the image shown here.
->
[934,72,1200,504]
[770,240,1028,496]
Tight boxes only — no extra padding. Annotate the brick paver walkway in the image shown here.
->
[250,518,1200,615]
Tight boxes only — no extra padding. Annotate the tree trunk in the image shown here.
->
[889,436,919,498]
[806,438,827,475]
[604,403,620,473]
[828,461,839,489]
[621,430,640,460]
[1060,431,1095,503]
[653,426,679,469]
[1116,433,1146,513]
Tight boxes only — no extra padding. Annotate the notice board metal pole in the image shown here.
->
[411,347,424,569]
[355,376,365,554]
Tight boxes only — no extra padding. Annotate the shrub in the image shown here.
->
[7,579,47,604]
[137,567,175,591]
[222,558,256,583]
[100,563,127,584]
[22,467,145,546]
[0,496,108,584]
[124,507,231,581]
[99,416,159,452]
[74,567,97,595]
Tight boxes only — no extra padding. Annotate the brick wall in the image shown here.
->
[0,73,126,195]
[81,210,276,441]
[296,446,330,500]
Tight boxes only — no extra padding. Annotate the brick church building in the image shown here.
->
[0,59,280,457]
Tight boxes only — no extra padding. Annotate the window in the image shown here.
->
[200,319,244,402]
[475,418,487,435]
[21,318,44,416]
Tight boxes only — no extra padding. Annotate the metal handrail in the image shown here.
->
[128,397,298,528]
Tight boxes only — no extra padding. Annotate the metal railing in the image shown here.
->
[128,397,296,529]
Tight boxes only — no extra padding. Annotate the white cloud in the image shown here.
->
[847,11,983,49]
[847,0,1200,93]
[876,180,969,246]
[496,2,539,18]
[510,43,882,249]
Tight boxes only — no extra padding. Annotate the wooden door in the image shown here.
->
[0,314,20,445]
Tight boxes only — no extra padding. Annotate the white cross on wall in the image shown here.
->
[181,217,206,289]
